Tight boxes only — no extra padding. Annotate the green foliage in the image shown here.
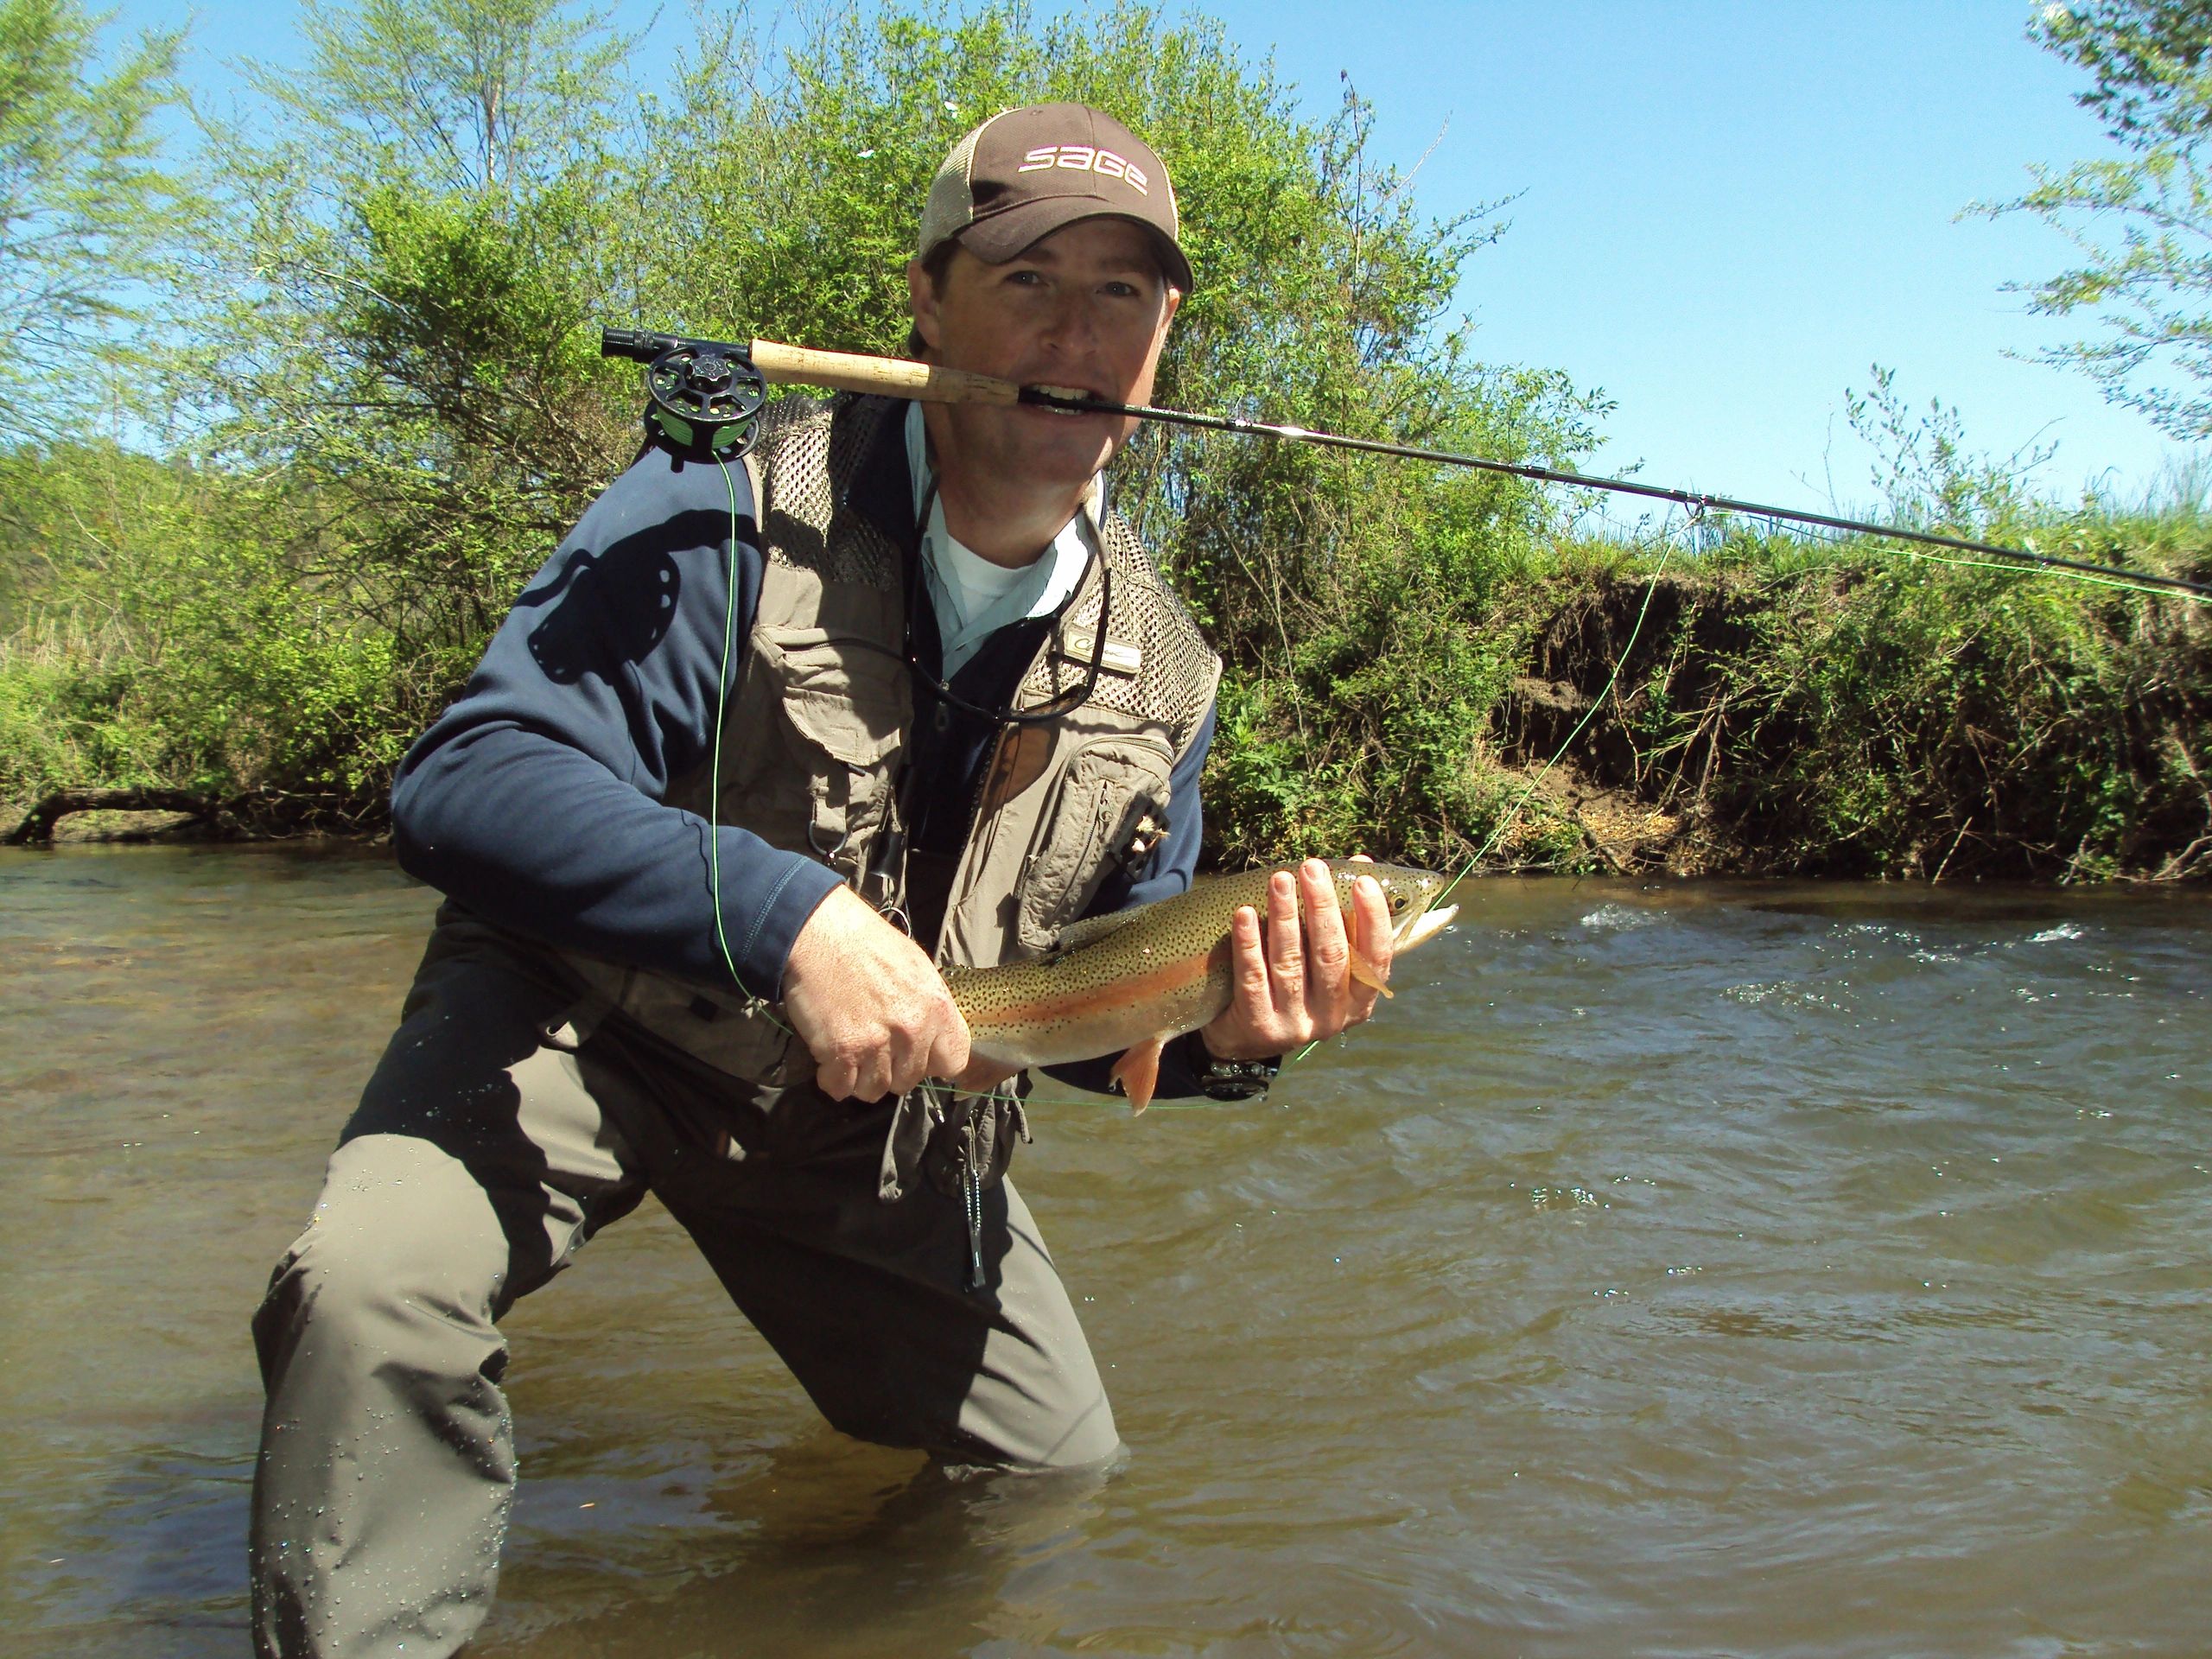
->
[1701,558,2194,878]
[1843,364,2055,536]
[0,0,194,442]
[0,442,412,808]
[264,0,635,193]
[1978,1,2212,437]
[1520,504,2212,882]
[2041,0,2212,146]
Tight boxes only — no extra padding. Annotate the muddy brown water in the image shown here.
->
[2,843,2208,1657]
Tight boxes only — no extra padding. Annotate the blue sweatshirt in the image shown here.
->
[391,405,1217,1096]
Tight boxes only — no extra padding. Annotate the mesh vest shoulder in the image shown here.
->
[562,394,1223,1084]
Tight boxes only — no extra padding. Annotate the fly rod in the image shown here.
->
[601,328,2212,601]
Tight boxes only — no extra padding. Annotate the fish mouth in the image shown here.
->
[1392,902,1458,952]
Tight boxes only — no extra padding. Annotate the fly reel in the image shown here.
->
[601,327,766,457]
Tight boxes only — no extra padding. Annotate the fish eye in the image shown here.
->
[1389,894,1406,912]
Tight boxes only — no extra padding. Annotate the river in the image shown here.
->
[3,843,2207,1657]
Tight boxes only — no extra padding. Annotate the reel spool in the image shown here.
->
[601,327,766,457]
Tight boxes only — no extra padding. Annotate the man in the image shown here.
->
[249,103,1394,1658]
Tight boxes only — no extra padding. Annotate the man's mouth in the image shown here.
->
[1029,383,1116,416]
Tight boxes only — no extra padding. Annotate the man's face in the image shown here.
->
[907,216,1182,501]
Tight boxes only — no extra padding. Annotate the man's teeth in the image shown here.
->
[1035,387,1106,417]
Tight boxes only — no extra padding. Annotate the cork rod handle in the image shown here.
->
[748,340,1023,406]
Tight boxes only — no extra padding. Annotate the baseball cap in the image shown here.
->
[918,102,1193,292]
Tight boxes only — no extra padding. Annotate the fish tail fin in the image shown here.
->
[1348,943,1394,999]
[1110,1038,1166,1116]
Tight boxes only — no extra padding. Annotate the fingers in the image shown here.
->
[926,1013,973,1090]
[1267,868,1306,1007]
[1205,859,1395,1060]
[1206,901,1273,1061]
[1345,872,1392,1025]
[816,996,965,1102]
[1304,855,1376,1033]
[1230,899,1268,1001]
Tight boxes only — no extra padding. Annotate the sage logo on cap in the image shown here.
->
[1017,143,1151,194]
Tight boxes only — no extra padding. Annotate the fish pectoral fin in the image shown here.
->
[1109,1038,1166,1116]
[1348,942,1395,999]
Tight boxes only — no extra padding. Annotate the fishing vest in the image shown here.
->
[560,392,1222,1087]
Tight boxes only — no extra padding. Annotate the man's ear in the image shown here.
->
[906,257,941,357]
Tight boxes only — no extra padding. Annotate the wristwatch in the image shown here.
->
[1189,1035,1281,1102]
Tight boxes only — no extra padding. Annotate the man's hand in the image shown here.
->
[1198,856,1394,1062]
[781,885,971,1101]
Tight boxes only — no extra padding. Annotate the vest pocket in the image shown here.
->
[1014,734,1175,953]
[749,626,912,881]
[563,956,816,1088]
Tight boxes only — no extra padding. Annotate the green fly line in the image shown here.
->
[708,451,749,994]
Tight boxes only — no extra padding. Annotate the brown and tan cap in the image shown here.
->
[919,102,1193,292]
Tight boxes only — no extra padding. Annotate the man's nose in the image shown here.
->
[1038,290,1102,355]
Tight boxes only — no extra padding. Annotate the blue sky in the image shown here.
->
[118,1,2202,518]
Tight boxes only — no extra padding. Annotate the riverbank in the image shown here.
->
[10,519,2207,879]
[1199,516,2211,882]
[1488,535,2212,882]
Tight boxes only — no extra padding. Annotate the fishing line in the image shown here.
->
[1461,533,1681,874]
[1016,474,1694,1109]
[1027,385,2212,605]
[1014,531,1689,1113]
[1649,497,2209,605]
[709,452,746,989]
[707,450,798,1042]
[1842,540,2192,601]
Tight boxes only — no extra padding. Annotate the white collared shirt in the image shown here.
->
[905,401,1098,678]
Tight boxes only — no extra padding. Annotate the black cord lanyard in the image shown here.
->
[906,478,1112,728]
[861,479,1114,924]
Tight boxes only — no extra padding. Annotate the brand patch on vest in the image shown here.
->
[1053,630,1142,677]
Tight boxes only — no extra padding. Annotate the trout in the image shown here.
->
[944,861,1459,1111]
